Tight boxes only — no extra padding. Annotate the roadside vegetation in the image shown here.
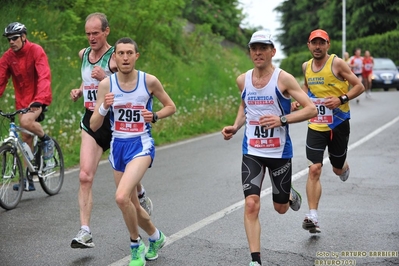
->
[1,0,398,168]
[0,1,254,168]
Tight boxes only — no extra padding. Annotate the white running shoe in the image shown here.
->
[339,166,350,182]
[139,191,153,216]
[302,215,321,234]
[71,229,95,248]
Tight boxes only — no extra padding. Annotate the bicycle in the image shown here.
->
[0,107,64,210]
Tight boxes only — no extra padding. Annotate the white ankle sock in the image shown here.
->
[81,225,90,233]
[149,229,160,241]
[309,209,318,220]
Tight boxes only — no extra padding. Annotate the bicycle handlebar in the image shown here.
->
[0,106,48,120]
[0,108,31,119]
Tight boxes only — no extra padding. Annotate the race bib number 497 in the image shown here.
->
[248,120,281,148]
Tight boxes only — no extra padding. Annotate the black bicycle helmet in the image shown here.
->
[3,22,27,37]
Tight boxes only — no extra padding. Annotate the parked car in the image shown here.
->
[371,58,399,91]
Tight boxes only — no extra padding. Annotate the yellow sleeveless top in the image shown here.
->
[305,54,350,131]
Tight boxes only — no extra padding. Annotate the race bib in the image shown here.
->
[310,98,333,124]
[248,120,281,148]
[114,104,145,133]
[83,83,98,111]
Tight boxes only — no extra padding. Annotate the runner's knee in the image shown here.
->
[245,196,260,215]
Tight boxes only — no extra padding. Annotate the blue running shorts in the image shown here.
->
[109,136,155,172]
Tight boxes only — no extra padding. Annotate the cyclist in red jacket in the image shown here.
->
[0,22,54,191]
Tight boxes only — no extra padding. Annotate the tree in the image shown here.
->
[275,0,399,56]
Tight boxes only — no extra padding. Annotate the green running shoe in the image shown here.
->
[129,240,146,266]
[145,231,166,261]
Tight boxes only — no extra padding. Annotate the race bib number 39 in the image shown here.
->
[248,120,281,148]
[310,98,333,124]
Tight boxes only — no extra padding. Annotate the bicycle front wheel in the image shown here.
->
[38,137,64,195]
[0,143,24,210]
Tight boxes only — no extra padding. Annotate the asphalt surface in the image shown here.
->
[1,90,398,266]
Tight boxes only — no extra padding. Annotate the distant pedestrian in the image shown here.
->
[362,50,374,98]
[349,48,363,103]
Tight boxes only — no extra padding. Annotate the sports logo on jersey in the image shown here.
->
[247,95,274,105]
[308,77,324,85]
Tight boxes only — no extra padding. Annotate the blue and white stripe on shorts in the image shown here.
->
[109,135,155,172]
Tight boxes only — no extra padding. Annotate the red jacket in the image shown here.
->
[0,40,52,109]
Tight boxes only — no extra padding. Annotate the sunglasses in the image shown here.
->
[7,35,20,42]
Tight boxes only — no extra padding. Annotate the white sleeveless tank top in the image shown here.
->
[242,68,293,158]
[109,71,153,139]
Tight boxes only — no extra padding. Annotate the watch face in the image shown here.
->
[281,116,287,123]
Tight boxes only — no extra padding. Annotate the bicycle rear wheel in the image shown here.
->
[0,144,24,210]
[38,137,64,195]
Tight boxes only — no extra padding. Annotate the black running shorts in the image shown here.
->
[306,119,350,169]
[80,109,112,152]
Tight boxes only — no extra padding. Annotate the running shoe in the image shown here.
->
[339,166,350,182]
[145,231,166,261]
[139,191,153,216]
[13,178,35,192]
[249,262,261,266]
[129,240,146,266]
[302,215,321,234]
[289,186,302,211]
[71,229,95,248]
[42,138,54,160]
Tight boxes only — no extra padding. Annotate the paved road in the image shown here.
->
[1,91,398,266]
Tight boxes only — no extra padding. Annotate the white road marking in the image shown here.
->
[107,117,399,265]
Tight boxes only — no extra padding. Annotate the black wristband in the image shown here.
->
[151,112,158,123]
[338,95,349,104]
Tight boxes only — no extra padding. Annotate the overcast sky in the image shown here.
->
[239,0,285,60]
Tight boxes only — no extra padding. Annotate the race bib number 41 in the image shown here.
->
[83,83,99,111]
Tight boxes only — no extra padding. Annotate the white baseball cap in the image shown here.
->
[248,30,274,47]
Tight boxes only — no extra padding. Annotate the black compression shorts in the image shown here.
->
[80,109,112,152]
[241,154,292,204]
[306,119,350,169]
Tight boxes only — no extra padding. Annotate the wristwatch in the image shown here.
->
[338,94,349,104]
[280,115,288,126]
[152,112,158,123]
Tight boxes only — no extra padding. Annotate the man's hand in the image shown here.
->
[291,101,301,111]
[259,115,279,129]
[221,126,237,140]
[91,66,106,81]
[103,92,114,109]
[70,89,82,102]
[141,109,154,123]
[325,96,341,110]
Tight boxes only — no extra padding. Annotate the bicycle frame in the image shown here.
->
[2,122,38,173]
[0,108,54,178]
[0,108,64,209]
